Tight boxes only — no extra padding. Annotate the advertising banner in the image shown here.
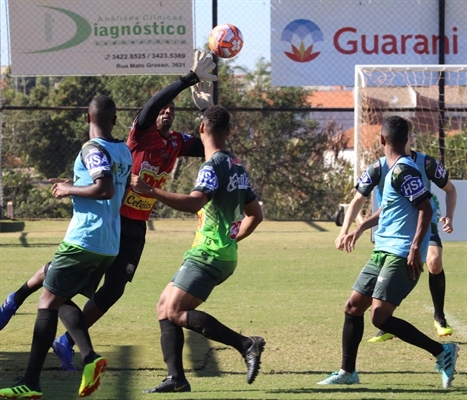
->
[9,0,193,76]
[271,0,467,86]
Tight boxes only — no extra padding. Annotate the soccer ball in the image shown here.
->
[208,23,244,59]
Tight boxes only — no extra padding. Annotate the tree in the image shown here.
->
[416,129,467,180]
[216,57,352,220]
[1,59,352,220]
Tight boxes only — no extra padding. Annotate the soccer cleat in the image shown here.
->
[78,356,107,397]
[243,336,266,384]
[435,342,459,389]
[142,376,191,393]
[0,293,19,331]
[434,319,453,337]
[0,384,43,399]
[317,370,360,385]
[51,335,77,372]
[367,330,395,343]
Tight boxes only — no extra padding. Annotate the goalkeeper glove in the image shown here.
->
[191,49,217,82]
[191,81,214,112]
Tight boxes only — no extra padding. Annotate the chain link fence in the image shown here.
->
[1,0,465,221]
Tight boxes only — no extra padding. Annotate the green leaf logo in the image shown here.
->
[28,6,91,53]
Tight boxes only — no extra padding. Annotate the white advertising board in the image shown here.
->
[431,180,467,242]
[9,0,193,76]
[271,0,467,86]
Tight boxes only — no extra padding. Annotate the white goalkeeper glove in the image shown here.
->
[191,49,217,82]
[191,81,214,111]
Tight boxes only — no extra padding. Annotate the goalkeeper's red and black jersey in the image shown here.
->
[120,121,201,221]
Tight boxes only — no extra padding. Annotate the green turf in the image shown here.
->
[0,220,466,399]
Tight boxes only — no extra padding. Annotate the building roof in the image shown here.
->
[306,88,354,108]
[343,125,382,149]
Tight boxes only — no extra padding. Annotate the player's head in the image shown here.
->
[381,116,409,149]
[88,95,117,127]
[156,101,176,135]
[201,105,230,139]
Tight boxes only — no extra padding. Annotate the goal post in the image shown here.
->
[354,64,467,184]
[353,64,467,241]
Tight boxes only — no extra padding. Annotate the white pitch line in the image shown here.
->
[424,306,467,340]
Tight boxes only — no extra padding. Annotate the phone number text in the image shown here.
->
[105,53,186,60]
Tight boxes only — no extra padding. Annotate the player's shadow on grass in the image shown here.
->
[0,221,25,233]
[269,387,467,395]
[266,370,467,396]
[0,232,58,247]
[304,221,328,232]
[186,330,223,377]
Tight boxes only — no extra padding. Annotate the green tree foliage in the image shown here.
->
[215,58,352,220]
[415,128,467,180]
[1,59,353,220]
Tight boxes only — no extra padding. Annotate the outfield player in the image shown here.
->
[0,96,133,399]
[0,51,217,372]
[131,105,265,393]
[319,116,459,388]
[335,129,457,341]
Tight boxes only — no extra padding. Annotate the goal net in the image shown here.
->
[354,65,467,184]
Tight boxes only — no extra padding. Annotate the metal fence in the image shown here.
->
[1,0,465,220]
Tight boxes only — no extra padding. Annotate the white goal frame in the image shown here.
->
[353,64,467,184]
[354,64,467,242]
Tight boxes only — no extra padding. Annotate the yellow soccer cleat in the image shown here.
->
[0,384,43,399]
[78,356,107,397]
[367,330,395,343]
[434,319,453,337]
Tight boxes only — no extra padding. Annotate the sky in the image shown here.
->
[0,0,271,72]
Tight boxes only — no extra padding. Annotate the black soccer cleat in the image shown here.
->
[244,336,266,384]
[142,376,191,393]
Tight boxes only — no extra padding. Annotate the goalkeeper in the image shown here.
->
[335,125,457,341]
[0,50,217,372]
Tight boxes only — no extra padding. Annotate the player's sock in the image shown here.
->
[380,316,443,356]
[160,319,186,380]
[186,310,250,354]
[429,270,446,320]
[341,312,364,373]
[64,332,75,347]
[59,300,93,361]
[14,282,40,307]
[23,308,58,388]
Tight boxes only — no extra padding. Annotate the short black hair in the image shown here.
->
[202,105,230,136]
[88,95,117,125]
[381,116,409,146]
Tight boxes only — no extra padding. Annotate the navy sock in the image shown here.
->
[186,310,250,354]
[341,312,364,372]
[23,309,58,389]
[429,271,446,321]
[160,319,185,380]
[380,316,443,356]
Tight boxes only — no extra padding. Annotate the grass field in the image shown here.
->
[0,220,466,399]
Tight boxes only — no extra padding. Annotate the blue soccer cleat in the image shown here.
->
[0,292,19,331]
[318,370,360,385]
[51,334,77,372]
[435,342,459,389]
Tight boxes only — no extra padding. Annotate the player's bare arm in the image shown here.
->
[51,176,114,200]
[440,180,457,233]
[236,198,264,242]
[343,207,381,253]
[335,192,367,250]
[407,199,433,280]
[131,173,208,213]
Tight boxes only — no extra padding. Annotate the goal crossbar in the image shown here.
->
[353,64,467,183]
